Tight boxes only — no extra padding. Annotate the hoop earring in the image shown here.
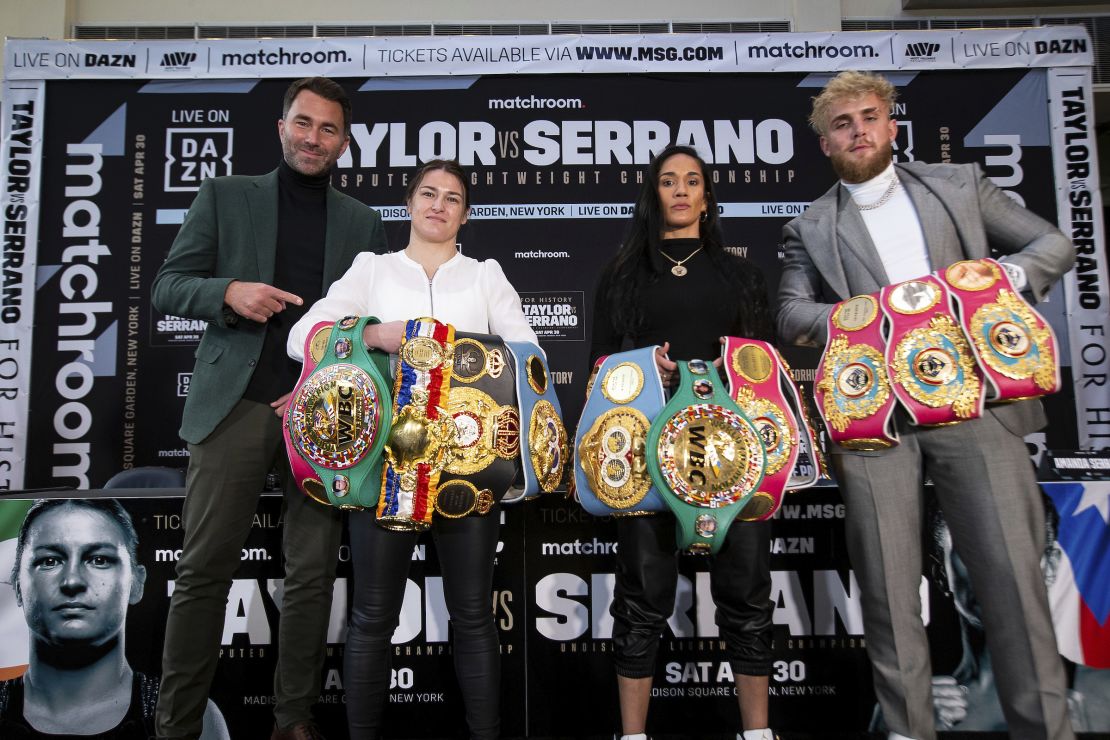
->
[700,211,707,223]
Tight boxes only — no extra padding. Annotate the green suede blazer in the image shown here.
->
[152,169,387,444]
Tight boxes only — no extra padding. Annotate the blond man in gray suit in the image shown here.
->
[777,71,1075,740]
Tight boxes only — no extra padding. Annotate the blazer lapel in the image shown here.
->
[896,161,985,269]
[246,170,279,283]
[323,189,353,286]
[835,186,888,292]
[801,200,850,300]
[899,169,961,271]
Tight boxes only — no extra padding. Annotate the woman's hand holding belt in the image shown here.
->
[655,341,678,386]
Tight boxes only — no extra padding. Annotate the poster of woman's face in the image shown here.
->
[13,500,146,650]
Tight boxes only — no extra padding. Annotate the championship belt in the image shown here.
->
[378,318,458,531]
[284,316,393,509]
[574,346,668,517]
[646,359,766,554]
[722,337,820,521]
[882,276,985,426]
[941,258,1060,402]
[428,332,528,518]
[815,295,899,450]
[502,341,567,503]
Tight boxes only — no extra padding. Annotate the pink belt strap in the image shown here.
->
[940,258,1060,402]
[815,295,899,450]
[723,337,820,521]
[881,275,985,426]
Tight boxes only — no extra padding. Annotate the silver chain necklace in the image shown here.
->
[855,177,901,211]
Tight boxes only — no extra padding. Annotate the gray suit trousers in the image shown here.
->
[833,410,1073,740]
[156,399,343,738]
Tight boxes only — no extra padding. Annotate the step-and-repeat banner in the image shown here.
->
[0,28,1107,737]
[1,486,1107,737]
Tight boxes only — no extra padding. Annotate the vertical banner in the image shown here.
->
[1049,67,1110,449]
[0,81,44,490]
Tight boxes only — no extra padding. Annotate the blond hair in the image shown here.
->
[809,71,897,136]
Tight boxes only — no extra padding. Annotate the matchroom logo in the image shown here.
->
[164,128,233,192]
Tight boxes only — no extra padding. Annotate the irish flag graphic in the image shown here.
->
[0,499,33,680]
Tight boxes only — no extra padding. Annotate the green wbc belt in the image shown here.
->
[284,315,393,509]
[646,359,766,554]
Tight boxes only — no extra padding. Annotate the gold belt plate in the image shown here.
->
[578,406,652,509]
[444,386,521,476]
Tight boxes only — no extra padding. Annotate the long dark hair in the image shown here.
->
[602,144,773,341]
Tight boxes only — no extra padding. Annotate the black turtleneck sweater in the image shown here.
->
[242,160,329,403]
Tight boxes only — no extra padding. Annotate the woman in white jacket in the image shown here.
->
[287,159,536,740]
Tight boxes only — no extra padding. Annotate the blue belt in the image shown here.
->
[504,340,568,502]
[573,346,668,516]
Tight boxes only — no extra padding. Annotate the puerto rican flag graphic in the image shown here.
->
[1043,482,1110,669]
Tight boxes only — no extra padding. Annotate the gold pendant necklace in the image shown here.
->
[658,245,703,277]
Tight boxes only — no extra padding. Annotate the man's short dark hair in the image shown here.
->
[282,77,352,137]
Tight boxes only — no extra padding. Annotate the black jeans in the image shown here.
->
[344,507,502,739]
[610,514,774,678]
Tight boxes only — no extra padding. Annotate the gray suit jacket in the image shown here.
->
[776,161,1074,437]
[152,169,387,444]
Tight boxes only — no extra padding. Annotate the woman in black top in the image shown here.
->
[590,144,776,740]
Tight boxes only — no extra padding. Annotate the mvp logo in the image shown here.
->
[165,128,233,191]
[161,51,198,69]
[905,42,940,58]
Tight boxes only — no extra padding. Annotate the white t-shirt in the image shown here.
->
[287,250,538,361]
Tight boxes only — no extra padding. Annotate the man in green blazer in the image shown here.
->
[152,77,387,740]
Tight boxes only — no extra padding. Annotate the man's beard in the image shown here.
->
[830,140,893,184]
[282,140,334,177]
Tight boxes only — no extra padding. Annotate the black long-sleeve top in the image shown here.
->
[589,238,773,365]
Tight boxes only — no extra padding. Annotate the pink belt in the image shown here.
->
[723,337,820,520]
[881,275,985,426]
[815,294,899,450]
[940,258,1060,402]
[284,321,335,504]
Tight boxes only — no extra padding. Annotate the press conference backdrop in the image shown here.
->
[0,28,1107,737]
